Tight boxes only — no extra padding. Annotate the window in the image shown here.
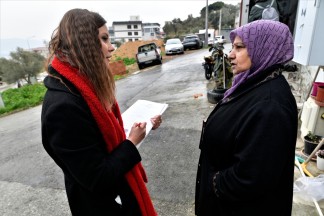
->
[129,39,133,42]
[127,25,131,29]
[134,32,138,36]
[150,33,154,36]
[134,25,138,29]
[128,32,132,36]
[135,39,139,41]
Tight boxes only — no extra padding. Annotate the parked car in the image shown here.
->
[135,43,162,69]
[165,38,184,55]
[214,35,227,44]
[182,35,203,50]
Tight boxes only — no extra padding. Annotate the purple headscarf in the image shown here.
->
[223,20,294,98]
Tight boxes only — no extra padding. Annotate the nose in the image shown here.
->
[108,43,115,52]
[228,49,235,60]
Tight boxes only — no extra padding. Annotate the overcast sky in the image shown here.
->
[1,0,240,40]
[0,0,240,57]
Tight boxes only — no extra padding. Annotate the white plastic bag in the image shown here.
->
[294,174,324,202]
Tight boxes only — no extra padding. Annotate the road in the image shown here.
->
[1,45,323,216]
[0,48,215,216]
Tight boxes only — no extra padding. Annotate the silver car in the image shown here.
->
[165,38,184,55]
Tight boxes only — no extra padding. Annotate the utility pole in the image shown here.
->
[205,0,208,47]
[219,9,222,36]
[26,35,35,50]
[0,93,4,108]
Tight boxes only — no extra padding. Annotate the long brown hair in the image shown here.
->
[48,8,115,109]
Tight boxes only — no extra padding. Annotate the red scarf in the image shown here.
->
[52,57,157,216]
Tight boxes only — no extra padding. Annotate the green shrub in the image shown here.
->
[0,83,46,116]
[115,57,136,66]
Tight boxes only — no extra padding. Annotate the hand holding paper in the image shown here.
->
[150,115,162,130]
[128,122,147,146]
[122,100,168,148]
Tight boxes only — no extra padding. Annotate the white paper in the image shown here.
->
[122,100,168,148]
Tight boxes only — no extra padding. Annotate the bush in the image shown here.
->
[115,57,136,66]
[0,83,46,116]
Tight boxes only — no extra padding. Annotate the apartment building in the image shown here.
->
[142,23,163,40]
[112,20,143,42]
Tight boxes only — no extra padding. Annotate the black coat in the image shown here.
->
[41,66,142,216]
[195,66,298,216]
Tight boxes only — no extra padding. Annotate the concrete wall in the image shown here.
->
[282,63,324,111]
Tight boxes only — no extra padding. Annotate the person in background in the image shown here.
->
[195,20,297,215]
[41,8,161,216]
[276,0,298,33]
[248,0,279,22]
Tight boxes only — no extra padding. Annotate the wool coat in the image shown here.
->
[195,66,298,216]
[41,66,142,216]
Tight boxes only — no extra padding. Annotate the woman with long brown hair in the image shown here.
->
[41,8,161,216]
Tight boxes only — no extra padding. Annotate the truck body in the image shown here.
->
[135,43,162,69]
[198,29,215,46]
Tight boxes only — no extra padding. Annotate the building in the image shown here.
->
[111,16,163,43]
[31,47,49,58]
[112,20,143,42]
[109,28,115,43]
[142,23,163,40]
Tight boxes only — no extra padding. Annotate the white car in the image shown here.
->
[165,38,184,55]
[215,35,226,44]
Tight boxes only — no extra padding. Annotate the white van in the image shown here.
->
[215,35,226,44]
[198,29,215,46]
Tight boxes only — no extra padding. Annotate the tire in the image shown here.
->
[207,88,227,104]
[156,58,162,65]
[138,63,144,70]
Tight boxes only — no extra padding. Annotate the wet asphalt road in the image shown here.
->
[1,44,322,215]
[0,48,216,216]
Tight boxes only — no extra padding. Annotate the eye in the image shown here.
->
[101,36,109,42]
[232,44,246,51]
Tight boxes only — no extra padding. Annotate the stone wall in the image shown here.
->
[283,63,324,109]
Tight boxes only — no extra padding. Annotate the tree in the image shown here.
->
[200,1,224,18]
[1,48,45,86]
[163,1,239,37]
[0,58,23,85]
[0,58,4,83]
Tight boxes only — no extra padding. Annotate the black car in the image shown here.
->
[182,35,203,50]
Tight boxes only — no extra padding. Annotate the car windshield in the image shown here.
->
[138,44,156,52]
[184,36,196,41]
[166,39,181,45]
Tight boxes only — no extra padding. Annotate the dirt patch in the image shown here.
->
[111,39,165,61]
[111,39,199,74]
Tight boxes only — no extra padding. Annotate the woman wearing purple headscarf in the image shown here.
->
[195,20,297,216]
